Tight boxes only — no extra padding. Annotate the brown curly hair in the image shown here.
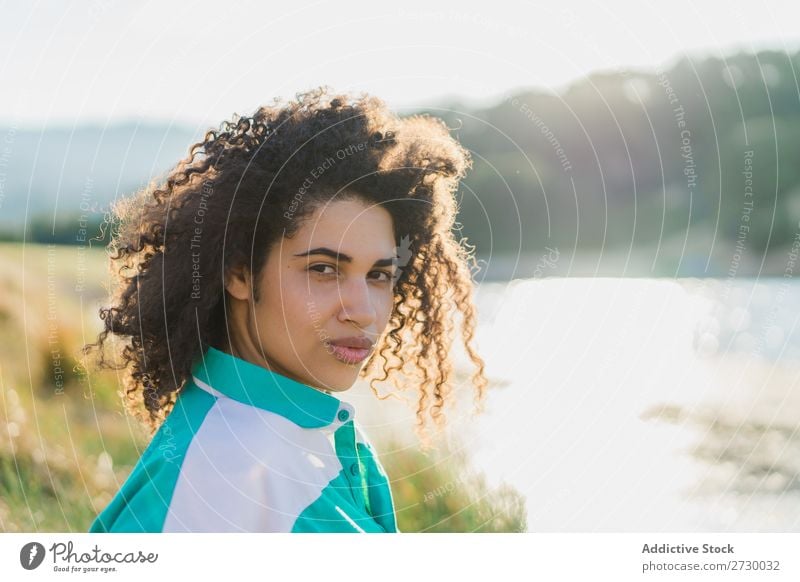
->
[82,86,489,450]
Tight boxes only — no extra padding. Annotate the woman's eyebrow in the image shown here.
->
[293,247,397,267]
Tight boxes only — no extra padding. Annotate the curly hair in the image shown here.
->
[82,86,489,450]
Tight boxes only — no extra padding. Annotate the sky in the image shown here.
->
[1,0,798,129]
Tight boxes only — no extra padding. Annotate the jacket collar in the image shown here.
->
[189,346,355,429]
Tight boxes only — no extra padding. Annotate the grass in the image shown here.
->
[383,439,527,533]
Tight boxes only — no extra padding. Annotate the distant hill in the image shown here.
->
[3,48,800,275]
[419,50,800,263]
[0,122,201,237]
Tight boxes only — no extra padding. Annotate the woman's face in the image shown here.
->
[225,196,398,393]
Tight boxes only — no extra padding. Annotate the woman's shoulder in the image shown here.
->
[91,385,344,532]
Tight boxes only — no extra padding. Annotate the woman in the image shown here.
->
[83,86,489,533]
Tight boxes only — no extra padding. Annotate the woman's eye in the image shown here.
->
[309,264,337,276]
[309,265,393,283]
[370,270,393,283]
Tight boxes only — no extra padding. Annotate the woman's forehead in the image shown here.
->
[285,199,396,257]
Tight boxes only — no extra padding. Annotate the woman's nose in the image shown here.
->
[337,277,377,327]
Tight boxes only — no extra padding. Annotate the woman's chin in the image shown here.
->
[312,368,359,394]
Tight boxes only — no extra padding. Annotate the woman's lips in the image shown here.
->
[326,337,373,364]
[328,344,371,364]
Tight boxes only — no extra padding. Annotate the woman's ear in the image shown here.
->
[224,263,252,302]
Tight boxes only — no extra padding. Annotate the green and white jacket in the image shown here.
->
[89,346,399,533]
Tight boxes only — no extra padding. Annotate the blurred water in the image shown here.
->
[352,277,800,531]
[466,277,800,531]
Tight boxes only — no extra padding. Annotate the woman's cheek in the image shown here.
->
[301,287,335,334]
[306,280,338,310]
